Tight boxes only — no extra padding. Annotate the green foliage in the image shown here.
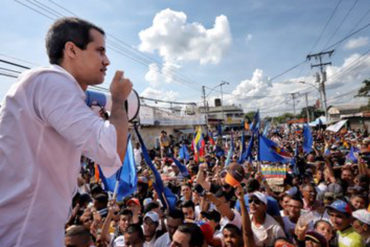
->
[356,79,370,98]
[244,111,256,123]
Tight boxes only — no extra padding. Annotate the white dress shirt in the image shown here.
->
[0,65,121,247]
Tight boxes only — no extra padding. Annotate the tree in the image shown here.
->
[244,111,256,123]
[356,79,370,110]
[356,79,370,98]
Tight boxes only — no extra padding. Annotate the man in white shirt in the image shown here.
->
[249,192,286,246]
[0,17,132,247]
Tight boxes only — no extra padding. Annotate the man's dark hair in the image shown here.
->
[223,223,242,236]
[181,200,195,210]
[65,225,92,245]
[144,201,160,213]
[125,223,144,240]
[120,208,133,217]
[177,223,204,247]
[167,209,184,221]
[290,195,304,206]
[46,17,105,65]
[246,178,260,193]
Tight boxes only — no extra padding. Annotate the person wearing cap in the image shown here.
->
[154,209,184,247]
[303,231,329,247]
[127,198,142,225]
[249,191,286,246]
[143,211,162,247]
[352,209,370,246]
[327,200,364,247]
[234,178,282,226]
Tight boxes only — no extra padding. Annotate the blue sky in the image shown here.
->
[0,0,369,116]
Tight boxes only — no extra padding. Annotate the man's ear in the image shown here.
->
[64,41,78,59]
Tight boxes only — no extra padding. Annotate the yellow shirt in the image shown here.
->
[338,227,364,247]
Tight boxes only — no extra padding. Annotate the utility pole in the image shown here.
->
[220,81,230,123]
[307,50,334,121]
[304,92,310,123]
[202,85,208,124]
[290,92,299,116]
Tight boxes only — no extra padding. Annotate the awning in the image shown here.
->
[326,119,348,132]
[308,116,327,127]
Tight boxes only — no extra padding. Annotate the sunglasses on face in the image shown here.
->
[248,198,263,205]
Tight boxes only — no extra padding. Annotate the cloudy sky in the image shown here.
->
[0,0,369,117]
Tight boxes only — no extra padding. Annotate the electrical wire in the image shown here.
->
[322,0,360,50]
[309,0,343,53]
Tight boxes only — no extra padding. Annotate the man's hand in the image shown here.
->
[110,70,133,103]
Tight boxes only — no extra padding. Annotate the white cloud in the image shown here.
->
[224,53,370,117]
[344,37,368,50]
[246,33,253,42]
[140,87,179,102]
[139,8,231,86]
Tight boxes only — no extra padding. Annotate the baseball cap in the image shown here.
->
[144,211,159,223]
[352,209,370,225]
[305,231,328,247]
[126,198,140,207]
[250,192,267,205]
[326,200,352,215]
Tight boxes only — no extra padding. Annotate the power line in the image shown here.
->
[309,0,343,52]
[322,0,360,50]
[322,21,370,51]
[14,0,201,90]
[0,73,18,78]
[0,67,22,74]
[0,59,31,69]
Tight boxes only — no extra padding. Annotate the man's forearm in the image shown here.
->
[109,99,128,162]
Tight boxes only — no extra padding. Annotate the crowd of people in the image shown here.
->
[0,16,368,247]
[66,125,370,247]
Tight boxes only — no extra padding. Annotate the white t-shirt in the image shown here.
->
[0,65,121,247]
[250,214,286,247]
[154,232,171,247]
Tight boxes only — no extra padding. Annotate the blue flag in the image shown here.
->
[179,144,190,161]
[238,123,246,163]
[99,136,137,201]
[258,135,291,163]
[263,121,270,136]
[250,110,260,133]
[346,146,359,163]
[134,126,177,211]
[215,145,225,157]
[290,142,299,175]
[239,134,254,163]
[303,125,313,154]
[217,123,223,136]
[225,133,234,166]
[171,155,190,178]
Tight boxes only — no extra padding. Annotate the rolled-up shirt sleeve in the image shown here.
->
[33,72,121,176]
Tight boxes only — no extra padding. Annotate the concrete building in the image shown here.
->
[328,104,370,131]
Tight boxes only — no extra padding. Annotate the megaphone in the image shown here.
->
[85,89,140,122]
